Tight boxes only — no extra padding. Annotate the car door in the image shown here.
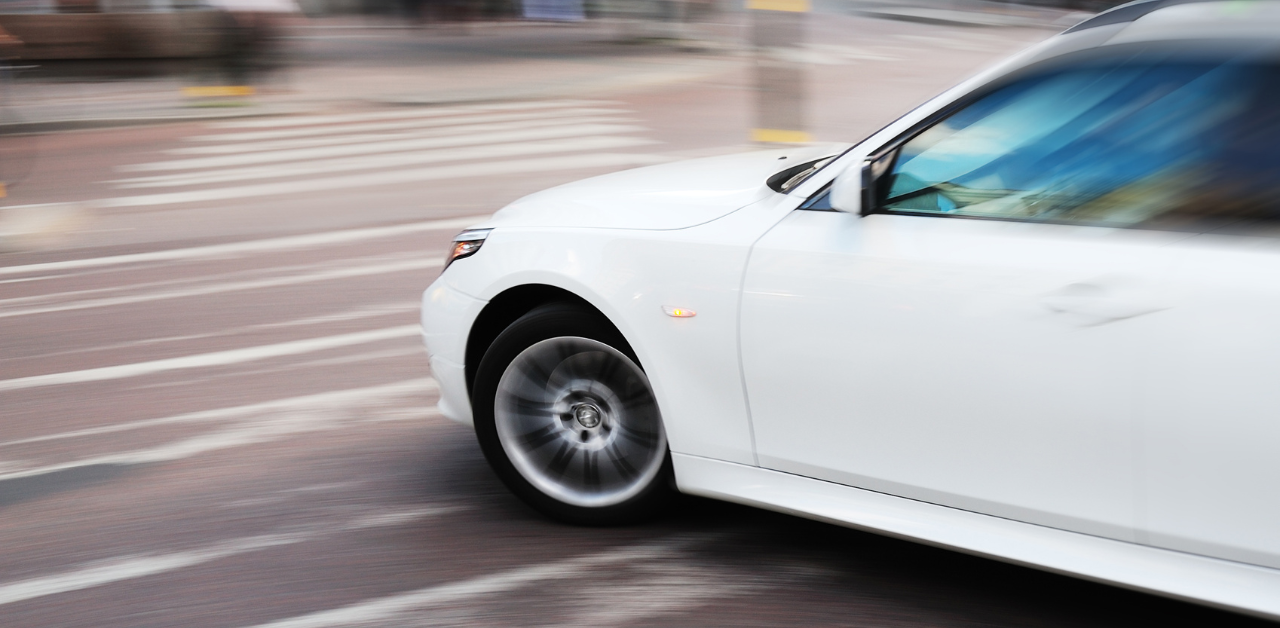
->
[739,50,1247,541]
[1137,61,1280,569]
[1143,233,1280,569]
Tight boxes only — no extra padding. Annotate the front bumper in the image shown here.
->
[421,277,486,426]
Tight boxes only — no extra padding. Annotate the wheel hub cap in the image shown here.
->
[573,403,602,428]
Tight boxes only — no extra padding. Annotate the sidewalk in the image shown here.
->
[2,18,744,133]
[0,4,1081,133]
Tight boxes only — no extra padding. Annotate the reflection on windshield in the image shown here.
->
[883,55,1280,229]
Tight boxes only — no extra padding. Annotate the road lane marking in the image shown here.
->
[154,346,432,390]
[99,152,668,209]
[0,535,304,607]
[224,481,367,509]
[167,115,637,156]
[118,136,658,189]
[0,379,437,481]
[0,257,441,319]
[0,325,421,393]
[279,346,426,370]
[0,506,460,608]
[9,301,420,364]
[121,123,648,172]
[255,300,422,329]
[192,107,629,143]
[208,99,617,129]
[538,562,760,627]
[0,378,433,448]
[0,216,486,278]
[0,250,424,308]
[244,538,701,628]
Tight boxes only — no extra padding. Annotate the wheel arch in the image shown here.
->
[464,284,635,397]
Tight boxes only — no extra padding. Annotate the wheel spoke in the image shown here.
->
[604,443,638,480]
[519,424,561,450]
[583,450,600,488]
[597,351,622,384]
[519,352,559,388]
[617,424,658,448]
[546,441,577,478]
[615,385,654,407]
[510,393,554,417]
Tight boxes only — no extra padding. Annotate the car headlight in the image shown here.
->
[444,228,492,271]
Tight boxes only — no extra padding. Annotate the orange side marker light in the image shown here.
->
[662,306,696,318]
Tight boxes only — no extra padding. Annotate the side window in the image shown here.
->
[873,55,1279,229]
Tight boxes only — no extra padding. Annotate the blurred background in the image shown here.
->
[3,0,1272,626]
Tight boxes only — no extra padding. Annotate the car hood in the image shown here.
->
[473,143,850,231]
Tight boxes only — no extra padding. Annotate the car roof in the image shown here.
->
[1004,0,1280,75]
[1063,0,1280,40]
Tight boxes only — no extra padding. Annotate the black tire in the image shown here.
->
[472,302,672,525]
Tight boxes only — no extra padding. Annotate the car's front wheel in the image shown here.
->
[472,303,671,525]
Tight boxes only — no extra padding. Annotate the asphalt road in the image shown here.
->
[1,19,1274,627]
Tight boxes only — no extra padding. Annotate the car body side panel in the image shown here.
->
[675,453,1280,622]
[434,193,800,465]
[1140,234,1280,571]
[739,207,1191,543]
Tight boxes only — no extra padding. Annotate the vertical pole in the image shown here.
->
[748,0,809,144]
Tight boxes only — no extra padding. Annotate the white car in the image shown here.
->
[422,0,1280,619]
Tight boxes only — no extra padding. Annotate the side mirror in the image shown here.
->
[829,159,869,215]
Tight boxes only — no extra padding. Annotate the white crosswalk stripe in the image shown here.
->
[206,99,617,129]
[186,107,627,144]
[102,153,668,208]
[117,136,657,189]
[105,100,668,208]
[123,122,648,172]
[163,114,640,157]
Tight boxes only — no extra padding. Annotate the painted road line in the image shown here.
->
[244,539,699,628]
[122,123,648,172]
[0,394,439,480]
[0,216,486,278]
[15,301,422,371]
[0,257,442,319]
[0,378,434,449]
[0,325,421,393]
[208,99,617,130]
[0,506,459,608]
[0,250,424,308]
[168,114,638,156]
[178,346,431,389]
[0,381,438,481]
[117,136,659,189]
[188,107,629,144]
[275,346,428,371]
[99,152,668,209]
[552,563,760,627]
[255,300,422,330]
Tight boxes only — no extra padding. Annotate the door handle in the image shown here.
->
[1040,283,1167,325]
